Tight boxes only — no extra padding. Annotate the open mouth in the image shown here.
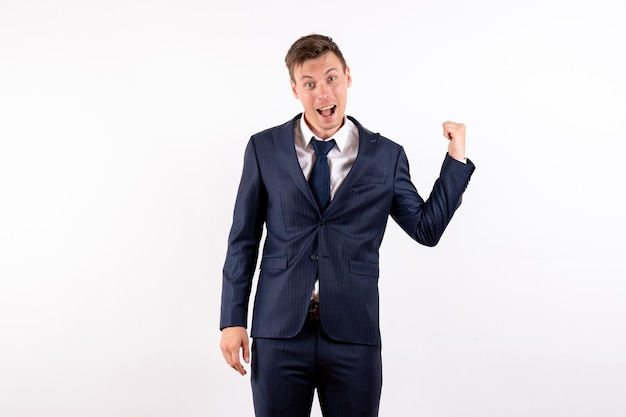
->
[316,105,336,117]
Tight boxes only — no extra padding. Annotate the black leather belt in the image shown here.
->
[308,301,320,321]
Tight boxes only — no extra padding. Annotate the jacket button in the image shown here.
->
[320,219,326,227]
[310,254,319,261]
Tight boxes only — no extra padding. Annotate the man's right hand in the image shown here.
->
[220,326,250,376]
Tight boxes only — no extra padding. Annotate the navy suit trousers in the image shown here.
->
[251,320,382,417]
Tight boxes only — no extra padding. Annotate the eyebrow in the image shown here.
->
[300,67,339,80]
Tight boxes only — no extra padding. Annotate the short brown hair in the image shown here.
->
[285,34,347,82]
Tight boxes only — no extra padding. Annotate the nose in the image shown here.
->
[317,82,330,99]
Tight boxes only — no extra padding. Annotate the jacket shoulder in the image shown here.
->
[251,114,301,141]
[348,115,403,151]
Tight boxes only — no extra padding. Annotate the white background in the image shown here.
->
[1,1,625,416]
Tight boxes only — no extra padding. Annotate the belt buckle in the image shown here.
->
[308,301,320,321]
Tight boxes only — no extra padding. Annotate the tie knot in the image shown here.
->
[311,139,335,156]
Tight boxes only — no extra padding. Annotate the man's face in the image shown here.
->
[290,52,352,140]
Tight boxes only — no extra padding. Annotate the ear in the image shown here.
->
[290,78,299,99]
[345,65,352,88]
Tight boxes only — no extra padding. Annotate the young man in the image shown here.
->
[220,34,475,417]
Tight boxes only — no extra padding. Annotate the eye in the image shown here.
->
[305,82,314,89]
[328,76,337,82]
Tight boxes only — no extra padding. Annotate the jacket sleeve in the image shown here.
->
[220,138,267,329]
[391,150,475,246]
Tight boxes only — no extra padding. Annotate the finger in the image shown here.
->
[442,122,464,140]
[221,345,237,365]
[230,354,247,376]
[224,347,239,366]
[232,361,247,376]
[220,343,235,363]
[226,349,247,376]
[442,122,453,139]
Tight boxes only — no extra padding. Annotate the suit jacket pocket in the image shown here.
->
[349,259,379,277]
[352,175,388,188]
[260,256,288,270]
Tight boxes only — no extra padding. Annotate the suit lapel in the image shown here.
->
[273,114,319,211]
[326,116,379,212]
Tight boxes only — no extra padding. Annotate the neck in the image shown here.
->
[303,113,345,140]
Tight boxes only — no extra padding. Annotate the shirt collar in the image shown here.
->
[299,112,352,152]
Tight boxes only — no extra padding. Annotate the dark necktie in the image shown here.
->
[309,139,336,211]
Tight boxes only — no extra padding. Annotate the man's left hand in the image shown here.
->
[443,121,466,162]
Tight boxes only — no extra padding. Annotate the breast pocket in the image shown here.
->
[352,175,388,187]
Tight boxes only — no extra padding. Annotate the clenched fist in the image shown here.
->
[442,121,466,162]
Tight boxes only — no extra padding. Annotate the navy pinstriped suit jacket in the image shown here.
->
[220,114,475,346]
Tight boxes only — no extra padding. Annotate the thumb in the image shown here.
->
[242,336,250,364]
